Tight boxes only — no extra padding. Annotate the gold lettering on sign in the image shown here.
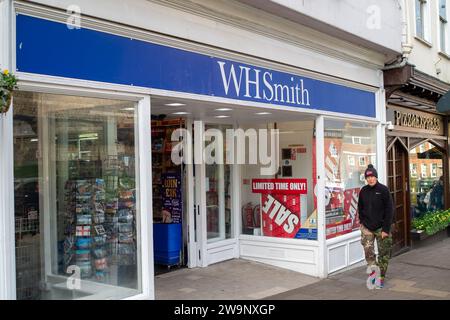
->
[393,110,441,132]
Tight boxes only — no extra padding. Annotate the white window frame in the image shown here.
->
[421,163,428,178]
[352,136,362,145]
[411,163,418,178]
[416,0,432,43]
[348,155,355,166]
[8,75,154,300]
[359,156,366,167]
[430,163,437,178]
[419,143,426,153]
[438,0,450,53]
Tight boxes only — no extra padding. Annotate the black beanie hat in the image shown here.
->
[365,164,378,178]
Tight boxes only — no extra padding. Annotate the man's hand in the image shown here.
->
[381,231,389,239]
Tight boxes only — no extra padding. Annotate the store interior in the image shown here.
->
[149,96,317,276]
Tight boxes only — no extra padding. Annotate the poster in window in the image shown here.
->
[252,179,315,239]
[161,172,182,224]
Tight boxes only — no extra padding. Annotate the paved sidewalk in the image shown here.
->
[266,238,450,300]
[155,259,319,300]
[155,238,449,300]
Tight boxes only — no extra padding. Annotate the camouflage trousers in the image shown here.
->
[360,224,393,278]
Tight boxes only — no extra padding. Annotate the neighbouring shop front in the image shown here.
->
[384,64,450,255]
[0,2,387,300]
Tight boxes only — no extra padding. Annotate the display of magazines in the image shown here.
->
[62,157,136,283]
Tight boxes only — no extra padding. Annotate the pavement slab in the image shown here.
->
[155,238,450,300]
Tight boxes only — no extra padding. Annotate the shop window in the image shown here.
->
[410,142,445,218]
[13,91,141,300]
[240,121,317,240]
[323,120,377,239]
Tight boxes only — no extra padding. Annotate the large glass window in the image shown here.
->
[323,120,377,239]
[240,121,317,240]
[14,91,141,300]
[410,142,445,218]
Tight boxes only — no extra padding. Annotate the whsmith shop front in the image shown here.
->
[0,1,388,299]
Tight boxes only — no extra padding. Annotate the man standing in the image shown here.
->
[358,164,394,289]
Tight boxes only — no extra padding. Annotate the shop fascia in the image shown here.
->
[217,61,311,106]
[170,121,280,175]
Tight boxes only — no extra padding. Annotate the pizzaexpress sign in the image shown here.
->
[394,110,441,131]
[388,106,444,135]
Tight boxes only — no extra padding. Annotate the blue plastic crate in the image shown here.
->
[153,223,182,266]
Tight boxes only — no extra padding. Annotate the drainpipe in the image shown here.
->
[383,0,412,70]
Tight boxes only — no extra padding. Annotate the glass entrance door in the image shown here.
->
[194,123,236,267]
[205,124,232,243]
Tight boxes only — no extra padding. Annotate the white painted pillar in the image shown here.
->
[316,115,328,278]
[0,0,16,300]
[376,87,388,184]
[137,96,154,299]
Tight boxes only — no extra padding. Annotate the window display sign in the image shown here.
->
[319,121,378,239]
[252,179,307,194]
[344,187,361,230]
[313,128,369,239]
[252,179,313,239]
[161,173,183,224]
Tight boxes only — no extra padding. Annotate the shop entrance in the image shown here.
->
[151,116,188,274]
[387,138,410,254]
[151,99,238,274]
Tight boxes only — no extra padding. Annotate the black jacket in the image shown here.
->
[358,182,394,233]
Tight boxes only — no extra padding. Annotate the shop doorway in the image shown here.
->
[387,138,410,254]
[151,116,189,274]
[194,122,237,268]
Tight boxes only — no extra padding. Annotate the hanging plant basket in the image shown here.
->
[0,70,18,115]
[0,90,12,114]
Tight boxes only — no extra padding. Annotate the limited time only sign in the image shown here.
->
[251,179,307,194]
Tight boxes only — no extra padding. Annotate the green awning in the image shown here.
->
[437,90,450,113]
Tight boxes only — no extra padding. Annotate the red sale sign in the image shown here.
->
[261,193,301,237]
[252,179,307,238]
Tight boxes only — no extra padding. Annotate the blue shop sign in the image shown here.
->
[16,14,376,117]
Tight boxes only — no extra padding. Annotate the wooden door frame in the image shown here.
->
[387,137,411,251]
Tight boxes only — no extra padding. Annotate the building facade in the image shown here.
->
[383,0,450,254]
[0,0,402,299]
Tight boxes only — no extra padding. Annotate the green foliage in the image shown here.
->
[0,70,17,90]
[0,69,18,114]
[412,209,450,236]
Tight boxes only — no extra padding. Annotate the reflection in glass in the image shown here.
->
[409,142,444,218]
[323,120,377,239]
[13,91,141,300]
